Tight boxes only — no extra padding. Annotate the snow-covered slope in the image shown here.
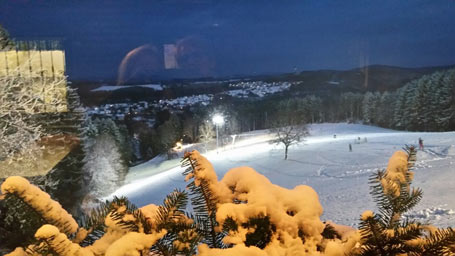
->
[109,123,455,228]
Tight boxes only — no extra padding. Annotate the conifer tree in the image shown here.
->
[377,91,396,128]
[400,83,417,130]
[352,146,455,255]
[362,92,380,125]
[390,68,455,132]
[392,85,408,130]
[435,70,455,131]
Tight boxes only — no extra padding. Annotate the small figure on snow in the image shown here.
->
[419,137,424,150]
[349,143,352,152]
[333,134,337,139]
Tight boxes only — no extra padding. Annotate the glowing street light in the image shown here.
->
[212,114,224,151]
[212,114,224,125]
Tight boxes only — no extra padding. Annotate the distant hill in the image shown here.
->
[269,64,455,92]
[74,64,455,104]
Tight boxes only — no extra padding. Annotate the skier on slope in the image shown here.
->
[418,137,424,150]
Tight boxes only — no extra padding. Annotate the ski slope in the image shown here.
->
[110,123,455,228]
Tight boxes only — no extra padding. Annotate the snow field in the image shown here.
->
[110,123,455,228]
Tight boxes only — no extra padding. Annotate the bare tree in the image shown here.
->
[199,121,214,151]
[0,63,66,172]
[269,99,309,160]
[270,123,308,160]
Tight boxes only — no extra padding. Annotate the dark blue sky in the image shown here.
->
[1,0,455,82]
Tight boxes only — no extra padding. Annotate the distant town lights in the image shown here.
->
[212,114,224,125]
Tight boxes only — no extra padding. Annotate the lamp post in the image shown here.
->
[212,114,224,151]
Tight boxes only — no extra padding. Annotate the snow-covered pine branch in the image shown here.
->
[182,150,360,255]
[104,231,166,256]
[1,176,78,235]
[354,146,455,255]
[182,150,228,248]
[33,224,93,256]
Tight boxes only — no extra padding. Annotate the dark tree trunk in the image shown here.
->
[284,145,288,160]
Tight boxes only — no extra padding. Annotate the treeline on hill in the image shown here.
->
[213,68,455,133]
[347,68,455,131]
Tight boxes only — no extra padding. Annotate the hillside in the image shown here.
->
[74,64,455,104]
[275,64,455,92]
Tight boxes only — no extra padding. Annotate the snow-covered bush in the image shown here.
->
[2,148,455,255]
[0,177,78,250]
[1,176,173,255]
[182,150,356,255]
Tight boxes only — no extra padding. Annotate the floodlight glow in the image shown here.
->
[212,114,224,125]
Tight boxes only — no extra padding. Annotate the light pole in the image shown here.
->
[212,114,224,151]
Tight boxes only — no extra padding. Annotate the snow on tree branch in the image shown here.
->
[1,176,78,235]
[105,231,166,256]
[34,224,94,256]
[0,60,66,165]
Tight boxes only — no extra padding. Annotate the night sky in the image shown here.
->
[1,0,455,82]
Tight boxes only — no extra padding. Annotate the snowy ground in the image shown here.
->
[109,123,455,228]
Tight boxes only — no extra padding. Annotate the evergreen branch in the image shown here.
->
[358,214,387,255]
[386,223,423,253]
[107,197,152,233]
[2,193,47,248]
[403,145,417,170]
[155,189,189,231]
[152,189,201,256]
[242,215,276,249]
[222,216,238,233]
[79,200,110,231]
[79,196,152,245]
[353,146,455,255]
[421,228,455,256]
[321,223,341,240]
[181,151,224,248]
[368,146,422,229]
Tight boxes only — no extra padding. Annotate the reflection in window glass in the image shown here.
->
[1,2,455,255]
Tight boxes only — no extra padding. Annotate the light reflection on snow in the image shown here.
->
[108,127,399,199]
[106,123,455,227]
[105,165,182,200]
